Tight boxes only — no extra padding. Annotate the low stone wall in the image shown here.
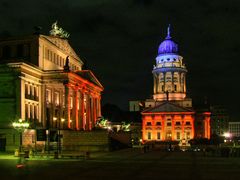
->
[61,130,110,152]
[2,129,111,152]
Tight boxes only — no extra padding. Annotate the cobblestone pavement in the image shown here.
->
[0,149,240,180]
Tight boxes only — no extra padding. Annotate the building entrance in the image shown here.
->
[165,131,172,141]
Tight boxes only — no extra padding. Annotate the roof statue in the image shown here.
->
[64,56,70,72]
[49,21,70,39]
[166,24,171,39]
[158,24,178,54]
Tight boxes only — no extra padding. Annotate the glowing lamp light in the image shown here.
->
[53,117,57,121]
[12,119,29,129]
[61,118,65,122]
[223,132,231,138]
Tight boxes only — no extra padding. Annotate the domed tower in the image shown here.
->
[152,25,187,102]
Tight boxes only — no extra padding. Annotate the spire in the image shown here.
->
[166,24,171,39]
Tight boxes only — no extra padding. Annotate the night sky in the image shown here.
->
[0,0,240,120]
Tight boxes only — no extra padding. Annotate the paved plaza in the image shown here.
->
[0,149,240,180]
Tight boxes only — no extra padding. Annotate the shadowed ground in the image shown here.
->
[0,149,240,180]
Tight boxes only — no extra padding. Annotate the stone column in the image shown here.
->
[181,115,185,140]
[85,93,90,130]
[171,115,175,140]
[92,97,97,128]
[64,84,70,129]
[163,72,166,93]
[78,90,83,130]
[179,72,182,92]
[161,115,165,141]
[72,88,78,130]
[191,115,194,139]
[171,72,174,92]
[96,96,101,118]
[82,90,86,130]
[183,73,186,93]
[42,84,46,128]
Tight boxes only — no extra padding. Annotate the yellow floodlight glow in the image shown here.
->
[12,119,29,129]
[223,132,231,138]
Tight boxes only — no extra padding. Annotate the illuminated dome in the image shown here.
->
[158,25,178,55]
[158,38,178,54]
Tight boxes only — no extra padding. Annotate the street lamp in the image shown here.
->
[53,117,65,159]
[12,119,29,155]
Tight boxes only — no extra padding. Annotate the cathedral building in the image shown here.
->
[141,26,211,145]
[0,23,103,151]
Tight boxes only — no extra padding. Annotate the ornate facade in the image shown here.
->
[0,23,103,151]
[142,26,210,144]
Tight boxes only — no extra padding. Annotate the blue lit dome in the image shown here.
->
[158,25,178,55]
[158,38,178,54]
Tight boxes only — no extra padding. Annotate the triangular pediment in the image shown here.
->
[142,101,194,113]
[75,70,103,89]
[41,35,82,63]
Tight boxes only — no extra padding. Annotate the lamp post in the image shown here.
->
[12,119,29,155]
[59,118,65,155]
[53,117,65,158]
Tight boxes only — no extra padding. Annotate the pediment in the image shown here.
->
[41,35,81,62]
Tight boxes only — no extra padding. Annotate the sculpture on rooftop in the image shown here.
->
[49,21,70,39]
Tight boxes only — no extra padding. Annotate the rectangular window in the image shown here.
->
[47,49,50,60]
[30,104,34,120]
[31,85,34,98]
[187,132,191,139]
[175,122,181,126]
[53,53,56,63]
[156,122,161,126]
[167,122,171,126]
[54,92,60,106]
[25,84,29,97]
[176,132,180,140]
[157,132,161,140]
[25,104,28,119]
[147,132,151,140]
[186,121,191,126]
[50,51,52,61]
[46,89,51,103]
[34,86,38,100]
[57,55,59,65]
[146,122,151,126]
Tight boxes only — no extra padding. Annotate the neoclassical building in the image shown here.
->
[141,26,210,144]
[0,23,103,151]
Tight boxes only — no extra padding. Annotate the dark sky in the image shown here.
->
[0,0,240,120]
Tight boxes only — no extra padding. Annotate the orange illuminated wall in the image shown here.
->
[203,112,211,139]
[194,112,211,139]
[142,111,196,142]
